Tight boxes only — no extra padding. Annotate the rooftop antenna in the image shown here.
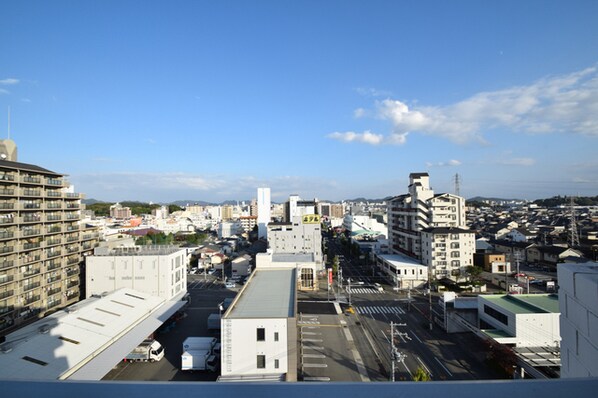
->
[568,196,580,248]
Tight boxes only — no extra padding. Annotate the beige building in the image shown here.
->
[0,140,99,336]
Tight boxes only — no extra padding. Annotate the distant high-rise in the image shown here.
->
[257,187,270,239]
[0,139,99,336]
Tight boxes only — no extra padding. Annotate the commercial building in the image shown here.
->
[267,215,323,271]
[85,245,187,301]
[0,139,99,336]
[387,172,473,281]
[558,263,598,377]
[256,252,317,291]
[257,187,270,240]
[478,294,560,348]
[375,253,428,289]
[220,267,297,381]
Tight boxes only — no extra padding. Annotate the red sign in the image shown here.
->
[328,268,333,285]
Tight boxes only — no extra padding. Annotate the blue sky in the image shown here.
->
[1,0,597,203]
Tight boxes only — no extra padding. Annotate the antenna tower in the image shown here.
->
[568,196,580,247]
[454,173,461,197]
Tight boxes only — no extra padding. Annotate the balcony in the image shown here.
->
[46,226,62,234]
[0,188,15,196]
[66,257,79,265]
[45,215,62,222]
[0,305,14,315]
[0,202,14,210]
[47,275,62,284]
[65,268,79,277]
[46,251,62,258]
[66,226,79,232]
[22,176,42,184]
[45,202,62,210]
[23,242,41,250]
[0,173,16,182]
[65,193,80,199]
[65,203,80,209]
[22,214,42,223]
[22,229,41,237]
[23,295,41,305]
[45,238,62,246]
[47,287,62,296]
[22,282,41,292]
[66,280,78,289]
[21,254,41,264]
[0,260,14,270]
[0,246,14,254]
[46,190,61,198]
[22,189,41,197]
[0,231,14,240]
[0,289,14,299]
[66,290,78,300]
[0,275,14,285]
[66,236,78,243]
[47,298,61,309]
[46,260,61,271]
[0,217,15,225]
[45,178,63,186]
[23,268,41,278]
[65,213,79,220]
[66,246,79,254]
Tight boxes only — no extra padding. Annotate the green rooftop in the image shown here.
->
[482,329,514,339]
[481,294,559,314]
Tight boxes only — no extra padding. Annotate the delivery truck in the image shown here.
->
[181,349,218,372]
[182,337,221,357]
[125,339,165,362]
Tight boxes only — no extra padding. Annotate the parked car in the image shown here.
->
[225,281,236,288]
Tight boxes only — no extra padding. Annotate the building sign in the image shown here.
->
[328,268,333,286]
[302,214,320,224]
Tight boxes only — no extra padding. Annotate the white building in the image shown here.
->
[478,294,560,348]
[86,245,188,301]
[256,252,317,291]
[231,254,252,277]
[267,216,323,270]
[342,214,387,238]
[558,263,598,378]
[220,268,297,381]
[375,253,428,289]
[257,187,271,240]
[218,221,242,239]
[421,227,475,282]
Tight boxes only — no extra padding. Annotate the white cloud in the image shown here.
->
[327,130,406,146]
[333,65,598,145]
[355,87,392,98]
[426,159,462,167]
[0,88,9,95]
[21,98,31,103]
[0,78,19,85]
[353,108,366,118]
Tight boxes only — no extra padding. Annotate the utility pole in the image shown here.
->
[347,278,352,307]
[390,321,409,381]
[568,196,580,248]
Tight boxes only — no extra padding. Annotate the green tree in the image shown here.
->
[466,265,483,282]
[168,204,183,213]
[332,255,340,276]
[412,366,431,381]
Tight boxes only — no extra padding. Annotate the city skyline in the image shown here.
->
[1,1,597,203]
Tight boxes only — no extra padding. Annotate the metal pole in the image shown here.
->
[348,278,352,306]
[428,274,433,331]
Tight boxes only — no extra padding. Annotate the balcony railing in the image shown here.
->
[47,226,61,233]
[46,239,62,246]
[46,215,62,222]
[0,305,14,315]
[0,203,14,210]
[22,176,42,184]
[0,289,14,299]
[0,188,15,196]
[66,257,79,265]
[46,251,62,258]
[23,242,41,250]
[22,189,41,196]
[0,260,14,270]
[0,246,14,254]
[47,287,61,296]
[46,178,63,186]
[46,261,61,271]
[47,298,61,309]
[0,217,15,225]
[22,282,41,292]
[0,275,14,285]
[66,280,78,289]
[23,295,41,305]
[46,190,61,197]
[47,275,62,284]
[22,229,41,237]
[46,202,62,209]
[21,254,41,264]
[23,268,41,277]
[0,231,14,240]
[66,268,79,277]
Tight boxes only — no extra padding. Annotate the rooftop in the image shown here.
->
[480,294,560,314]
[377,253,427,268]
[271,253,315,263]
[225,268,296,319]
[93,245,184,256]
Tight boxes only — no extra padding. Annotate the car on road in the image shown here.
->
[374,283,384,292]
[224,281,236,288]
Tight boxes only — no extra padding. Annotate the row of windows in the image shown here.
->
[483,304,509,326]
[257,327,279,342]
[257,355,279,369]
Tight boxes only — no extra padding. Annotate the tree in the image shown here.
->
[332,255,340,276]
[466,265,483,282]
[412,366,431,381]
[168,204,183,213]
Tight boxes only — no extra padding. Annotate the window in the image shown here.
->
[274,332,279,342]
[257,328,265,341]
[257,355,265,369]
[274,359,279,369]
[484,304,508,326]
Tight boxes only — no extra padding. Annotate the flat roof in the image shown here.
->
[0,289,181,380]
[377,253,427,268]
[226,268,295,319]
[480,294,559,314]
[93,245,184,256]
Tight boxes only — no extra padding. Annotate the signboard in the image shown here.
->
[302,214,320,224]
[328,268,333,286]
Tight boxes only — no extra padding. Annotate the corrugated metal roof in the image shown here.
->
[0,289,175,380]
[226,268,295,319]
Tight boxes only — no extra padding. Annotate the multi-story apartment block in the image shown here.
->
[0,140,99,336]
[387,172,473,282]
[239,215,257,233]
[257,187,271,239]
[267,215,323,271]
[421,227,475,280]
[109,202,132,219]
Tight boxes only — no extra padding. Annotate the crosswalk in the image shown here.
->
[354,306,405,315]
[346,287,383,294]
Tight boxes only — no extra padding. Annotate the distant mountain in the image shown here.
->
[82,198,105,205]
[467,196,526,203]
[344,197,392,203]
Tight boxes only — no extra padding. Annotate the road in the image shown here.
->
[326,235,499,381]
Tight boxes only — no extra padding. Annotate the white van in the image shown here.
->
[374,283,384,292]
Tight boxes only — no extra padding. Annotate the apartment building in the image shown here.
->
[267,215,323,271]
[0,140,99,336]
[387,172,473,282]
[109,203,132,219]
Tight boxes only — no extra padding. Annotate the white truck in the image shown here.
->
[181,349,218,372]
[125,339,165,362]
[182,337,221,357]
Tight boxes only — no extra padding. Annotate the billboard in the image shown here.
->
[302,214,320,224]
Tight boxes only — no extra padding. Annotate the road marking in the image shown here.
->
[303,363,328,368]
[301,332,321,336]
[434,357,453,377]
[303,377,330,381]
[355,306,405,315]
[381,329,390,343]
[302,345,324,350]
[416,356,433,377]
[411,331,422,344]
[303,354,326,359]
[342,327,370,382]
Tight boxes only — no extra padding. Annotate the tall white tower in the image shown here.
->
[257,187,271,240]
